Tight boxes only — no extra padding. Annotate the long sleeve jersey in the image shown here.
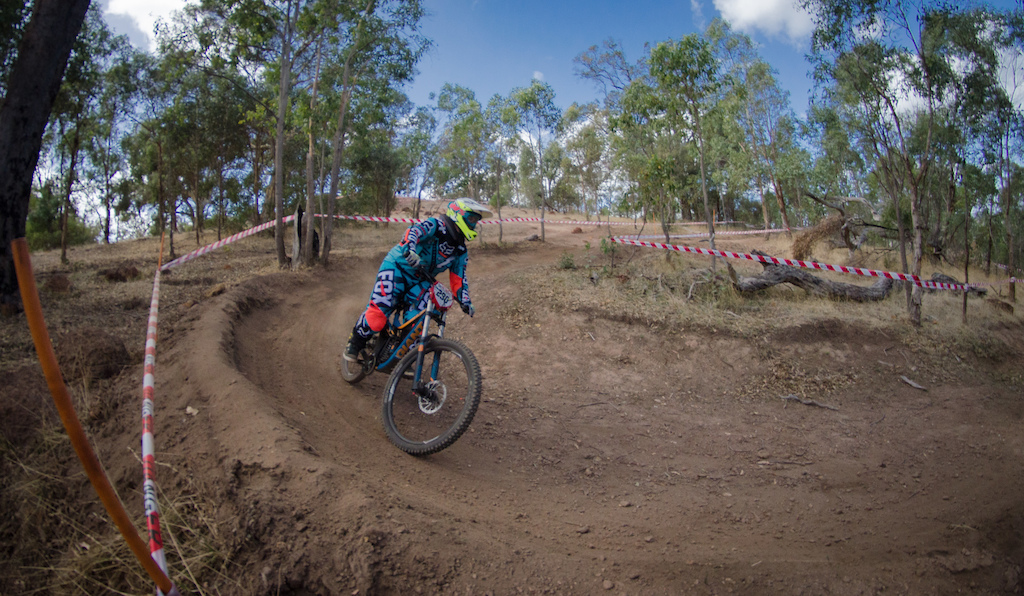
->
[389,216,471,305]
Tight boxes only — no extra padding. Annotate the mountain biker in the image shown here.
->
[344,198,492,362]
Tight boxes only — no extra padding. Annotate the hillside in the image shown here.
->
[1,213,1022,595]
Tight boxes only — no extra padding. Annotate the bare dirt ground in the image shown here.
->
[2,212,1023,595]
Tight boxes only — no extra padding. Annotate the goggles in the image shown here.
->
[465,212,482,225]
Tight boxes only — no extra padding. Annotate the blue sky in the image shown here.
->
[101,0,1021,116]
[405,0,816,111]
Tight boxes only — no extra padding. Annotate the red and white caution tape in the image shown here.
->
[481,217,743,227]
[610,237,1018,291]
[161,216,295,271]
[326,214,423,224]
[142,269,171,585]
[621,228,797,240]
[328,213,745,228]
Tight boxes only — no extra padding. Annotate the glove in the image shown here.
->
[460,301,474,317]
[403,248,421,267]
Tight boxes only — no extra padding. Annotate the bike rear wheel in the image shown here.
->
[340,337,376,384]
[381,338,481,455]
[340,354,366,383]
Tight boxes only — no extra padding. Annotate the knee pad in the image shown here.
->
[364,302,388,332]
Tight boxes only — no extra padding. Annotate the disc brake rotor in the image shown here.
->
[418,380,446,414]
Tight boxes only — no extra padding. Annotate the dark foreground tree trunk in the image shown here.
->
[0,0,90,314]
[727,252,895,302]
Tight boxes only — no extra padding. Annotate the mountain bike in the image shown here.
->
[340,268,482,456]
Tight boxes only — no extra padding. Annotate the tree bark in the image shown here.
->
[274,0,295,268]
[0,0,90,312]
[301,35,323,268]
[60,120,81,265]
[728,252,895,302]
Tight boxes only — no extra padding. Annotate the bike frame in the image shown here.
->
[370,282,450,396]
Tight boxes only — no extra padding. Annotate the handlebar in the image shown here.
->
[415,264,436,283]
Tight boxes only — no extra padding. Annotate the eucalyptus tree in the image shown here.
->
[320,0,428,266]
[516,142,542,211]
[169,3,277,228]
[649,35,723,259]
[119,50,185,256]
[574,38,647,112]
[157,68,253,247]
[709,20,800,235]
[395,106,437,219]
[503,80,562,241]
[0,0,32,96]
[980,11,1024,301]
[611,76,687,239]
[45,4,121,263]
[298,31,326,266]
[805,102,870,211]
[432,83,492,199]
[564,103,610,221]
[541,141,581,213]
[0,0,89,311]
[181,0,323,265]
[577,40,689,228]
[84,35,143,244]
[804,0,976,325]
[343,80,415,218]
[484,92,520,241]
[347,128,402,215]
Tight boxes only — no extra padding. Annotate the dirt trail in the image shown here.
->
[154,233,1023,595]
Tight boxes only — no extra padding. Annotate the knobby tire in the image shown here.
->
[381,338,481,456]
[341,337,377,384]
[340,356,367,383]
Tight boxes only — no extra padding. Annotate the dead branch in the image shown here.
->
[781,394,840,411]
[727,251,895,302]
[899,376,927,391]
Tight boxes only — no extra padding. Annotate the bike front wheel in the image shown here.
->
[381,338,481,456]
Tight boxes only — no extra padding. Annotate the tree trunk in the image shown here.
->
[324,86,352,267]
[217,156,225,241]
[908,186,925,326]
[1004,185,1016,303]
[252,135,264,225]
[757,172,770,240]
[169,194,177,260]
[770,176,792,240]
[302,35,323,268]
[0,0,89,312]
[695,120,715,270]
[156,139,169,257]
[727,254,895,302]
[963,186,971,324]
[102,134,114,244]
[274,0,295,267]
[60,121,81,265]
[323,0,376,267]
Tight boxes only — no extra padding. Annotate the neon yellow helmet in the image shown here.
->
[446,198,492,241]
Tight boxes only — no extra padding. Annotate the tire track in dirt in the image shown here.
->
[160,237,1024,595]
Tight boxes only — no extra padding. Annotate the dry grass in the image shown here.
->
[504,225,1020,352]
[1,211,1020,594]
[791,213,844,261]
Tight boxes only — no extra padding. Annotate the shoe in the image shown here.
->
[344,334,366,362]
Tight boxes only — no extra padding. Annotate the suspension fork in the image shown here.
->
[411,310,447,394]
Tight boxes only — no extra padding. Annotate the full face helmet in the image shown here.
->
[446,198,492,242]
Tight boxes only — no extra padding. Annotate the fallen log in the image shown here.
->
[727,250,895,302]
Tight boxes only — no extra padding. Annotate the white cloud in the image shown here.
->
[533,71,545,81]
[690,0,707,30]
[713,0,813,43]
[104,0,190,51]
